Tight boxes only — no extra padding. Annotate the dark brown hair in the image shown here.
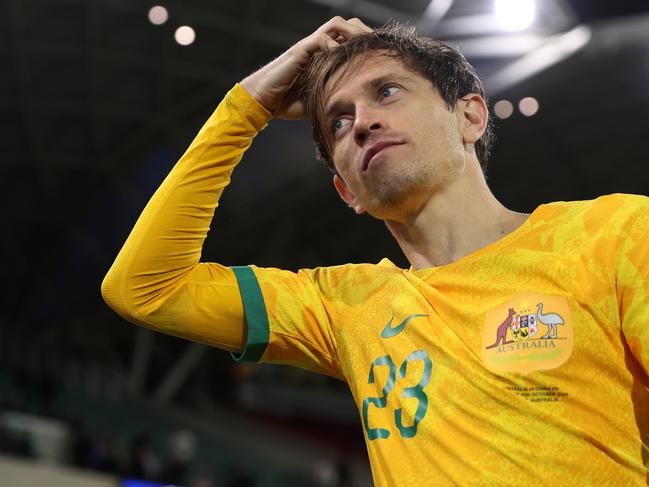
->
[300,23,494,174]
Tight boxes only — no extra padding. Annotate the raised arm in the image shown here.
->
[101,18,371,353]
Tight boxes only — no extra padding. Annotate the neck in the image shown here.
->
[385,163,529,270]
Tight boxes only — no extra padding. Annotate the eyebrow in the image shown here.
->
[324,74,411,121]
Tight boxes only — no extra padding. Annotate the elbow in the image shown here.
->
[101,265,138,323]
[101,263,180,326]
[100,270,118,311]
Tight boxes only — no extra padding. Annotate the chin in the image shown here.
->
[365,169,440,219]
[366,184,425,220]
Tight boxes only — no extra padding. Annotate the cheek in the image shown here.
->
[428,112,462,148]
[332,144,353,176]
[331,150,343,174]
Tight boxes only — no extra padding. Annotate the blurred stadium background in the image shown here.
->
[1,0,648,485]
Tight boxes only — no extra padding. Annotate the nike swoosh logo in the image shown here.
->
[381,313,429,339]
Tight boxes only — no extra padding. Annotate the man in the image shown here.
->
[102,17,649,485]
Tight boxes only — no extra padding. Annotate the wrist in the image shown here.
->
[239,77,275,114]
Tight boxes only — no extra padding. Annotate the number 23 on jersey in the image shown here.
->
[361,349,432,440]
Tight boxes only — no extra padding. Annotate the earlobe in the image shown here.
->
[461,94,488,145]
[333,174,365,214]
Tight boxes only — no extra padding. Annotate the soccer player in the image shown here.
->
[102,17,649,485]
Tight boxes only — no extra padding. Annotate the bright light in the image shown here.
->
[495,0,535,31]
[148,5,168,25]
[494,100,514,119]
[175,26,195,46]
[486,26,591,95]
[519,97,539,116]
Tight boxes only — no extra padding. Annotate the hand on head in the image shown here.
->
[240,17,372,120]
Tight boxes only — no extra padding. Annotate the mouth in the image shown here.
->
[362,141,404,171]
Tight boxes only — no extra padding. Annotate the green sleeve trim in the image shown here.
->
[230,266,270,363]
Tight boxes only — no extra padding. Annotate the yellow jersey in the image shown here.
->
[102,84,649,486]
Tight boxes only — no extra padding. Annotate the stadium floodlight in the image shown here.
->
[175,26,196,46]
[495,0,535,31]
[519,97,540,116]
[494,100,514,119]
[148,5,169,26]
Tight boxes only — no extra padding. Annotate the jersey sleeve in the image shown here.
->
[229,265,344,380]
[616,194,649,376]
[101,84,272,353]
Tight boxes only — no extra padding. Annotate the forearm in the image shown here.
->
[101,84,272,349]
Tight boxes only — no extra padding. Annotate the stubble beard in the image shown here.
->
[364,160,440,220]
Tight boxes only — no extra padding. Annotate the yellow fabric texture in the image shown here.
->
[261,194,649,486]
[102,84,272,352]
[103,85,649,486]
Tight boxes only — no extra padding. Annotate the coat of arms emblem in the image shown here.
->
[482,293,574,374]
[512,313,537,340]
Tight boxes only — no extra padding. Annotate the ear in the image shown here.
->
[459,93,488,146]
[333,174,365,214]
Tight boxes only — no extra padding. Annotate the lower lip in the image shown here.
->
[366,144,401,170]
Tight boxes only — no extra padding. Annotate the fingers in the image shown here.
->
[298,17,372,56]
[298,31,339,56]
[319,31,343,50]
[346,17,373,33]
[316,16,372,44]
[239,17,371,119]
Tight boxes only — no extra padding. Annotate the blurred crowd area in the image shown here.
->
[0,365,257,486]
[0,327,359,487]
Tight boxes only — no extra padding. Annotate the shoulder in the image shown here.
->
[294,259,405,304]
[534,193,649,233]
[250,258,402,295]
[307,258,402,286]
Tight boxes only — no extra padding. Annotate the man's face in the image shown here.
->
[324,53,467,220]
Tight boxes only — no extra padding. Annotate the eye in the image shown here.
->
[332,117,351,135]
[380,85,400,99]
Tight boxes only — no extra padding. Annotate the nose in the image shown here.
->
[353,105,382,145]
